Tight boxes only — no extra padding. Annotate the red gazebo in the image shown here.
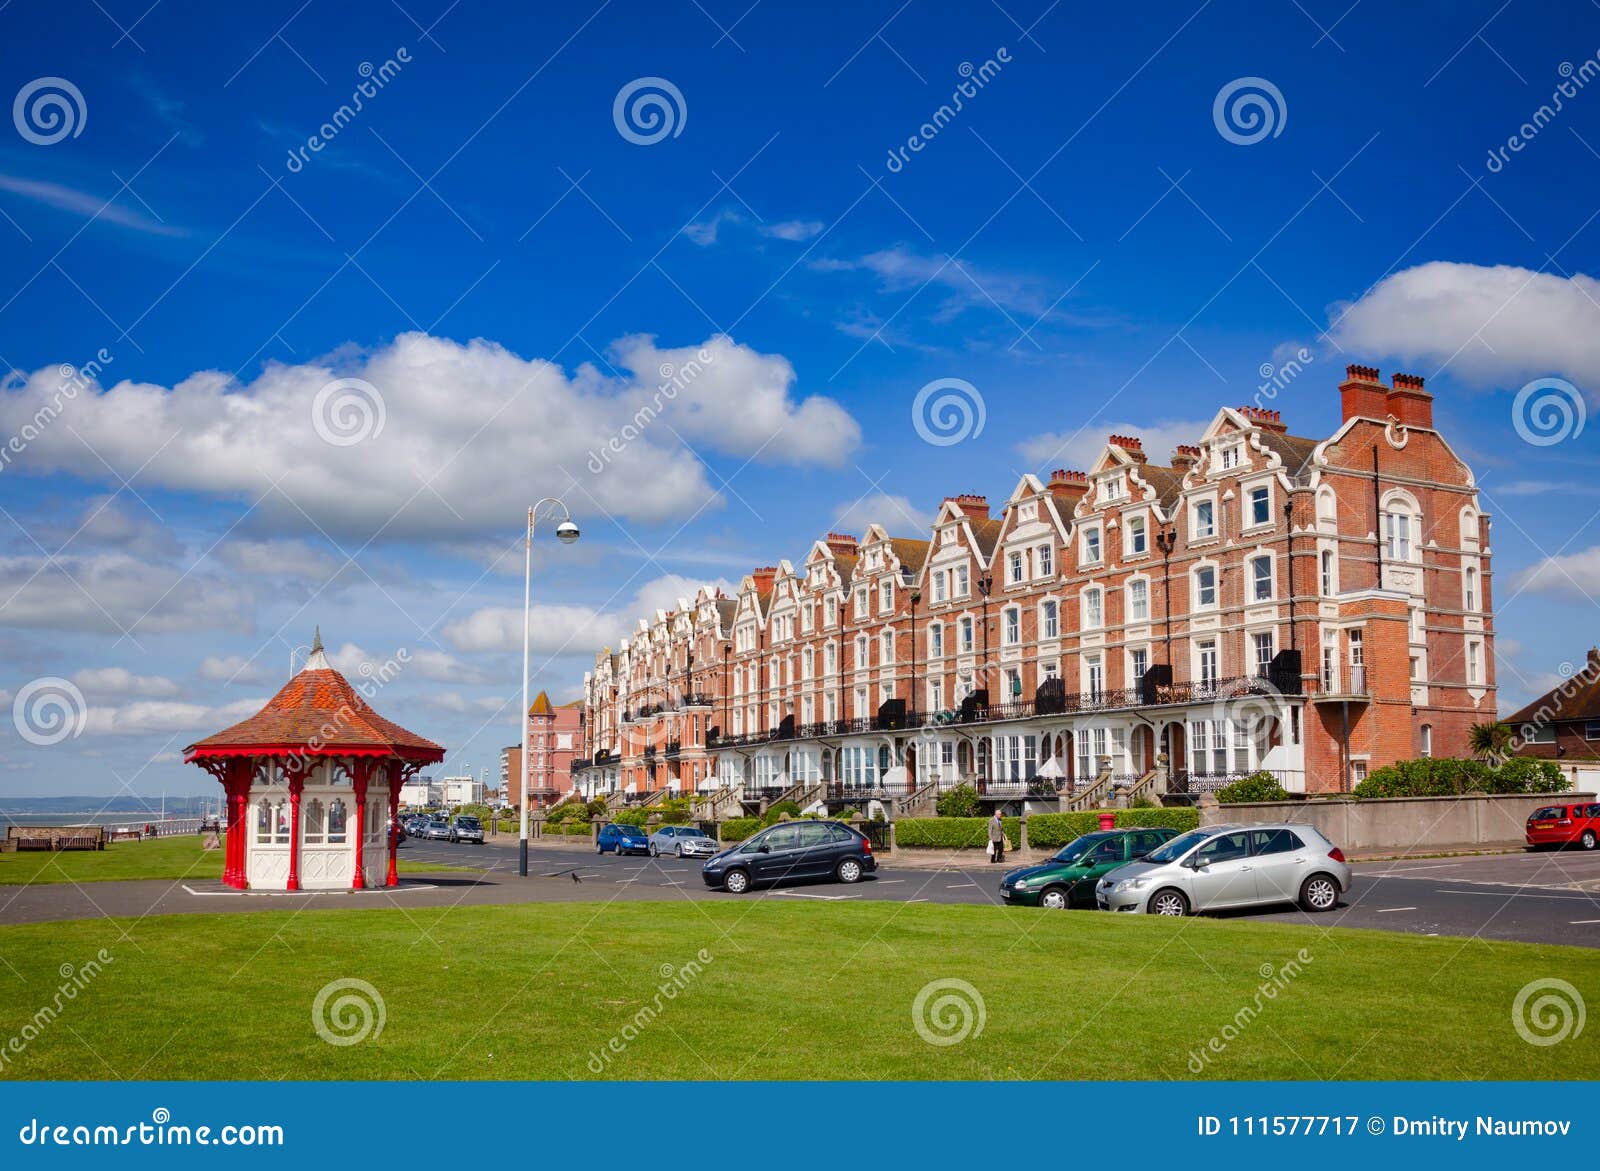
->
[184,630,445,891]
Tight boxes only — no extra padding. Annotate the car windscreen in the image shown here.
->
[1049,835,1103,864]
[1141,829,1211,864]
[456,818,480,827]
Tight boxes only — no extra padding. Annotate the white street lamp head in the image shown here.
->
[556,519,580,544]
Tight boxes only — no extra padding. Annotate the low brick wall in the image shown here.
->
[1200,792,1596,851]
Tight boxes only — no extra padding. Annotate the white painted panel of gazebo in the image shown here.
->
[249,848,291,889]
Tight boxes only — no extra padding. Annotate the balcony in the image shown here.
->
[704,673,1302,751]
[664,740,683,759]
[1312,666,1370,703]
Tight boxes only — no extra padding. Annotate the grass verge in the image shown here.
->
[0,835,474,885]
[0,901,1594,1080]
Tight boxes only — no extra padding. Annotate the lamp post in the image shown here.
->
[1155,526,1177,668]
[520,498,580,878]
[977,573,994,703]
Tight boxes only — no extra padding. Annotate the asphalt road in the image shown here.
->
[3,835,1599,948]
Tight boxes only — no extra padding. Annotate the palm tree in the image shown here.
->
[1468,720,1514,763]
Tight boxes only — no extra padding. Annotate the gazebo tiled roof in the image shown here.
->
[184,630,444,762]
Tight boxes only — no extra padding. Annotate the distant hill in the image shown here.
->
[0,795,214,815]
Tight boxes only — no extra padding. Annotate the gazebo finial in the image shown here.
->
[302,626,331,672]
[312,625,324,653]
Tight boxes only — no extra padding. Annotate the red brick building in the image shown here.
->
[506,690,582,809]
[1507,647,1600,792]
[572,365,1494,800]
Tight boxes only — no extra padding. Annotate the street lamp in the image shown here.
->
[520,498,579,878]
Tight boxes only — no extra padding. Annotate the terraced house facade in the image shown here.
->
[571,365,1495,807]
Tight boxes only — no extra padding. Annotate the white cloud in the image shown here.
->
[324,641,485,686]
[422,691,505,715]
[1328,262,1600,391]
[442,573,731,656]
[81,696,264,736]
[0,172,185,236]
[831,493,933,536]
[0,551,253,634]
[39,497,183,559]
[760,219,824,241]
[0,331,860,541]
[71,667,180,699]
[1511,547,1600,603]
[1018,418,1213,472]
[214,538,347,582]
[199,654,275,686]
[1494,480,1584,497]
[816,246,1071,323]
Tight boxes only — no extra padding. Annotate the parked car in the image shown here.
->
[649,825,718,858]
[389,818,407,843]
[405,815,431,836]
[597,823,650,856]
[450,815,484,845]
[1526,803,1600,850]
[702,820,875,894]
[1096,824,1350,916]
[419,818,453,841]
[1000,827,1181,908]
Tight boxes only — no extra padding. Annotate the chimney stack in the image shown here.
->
[1339,364,1389,423]
[1237,405,1288,433]
[1387,372,1433,429]
[943,493,990,520]
[1107,434,1148,462]
[1046,468,1088,505]
[749,566,778,595]
[1171,444,1202,471]
[823,532,859,558]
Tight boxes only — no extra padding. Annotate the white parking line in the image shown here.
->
[1376,906,1417,913]
[946,882,977,889]
[1570,919,1600,924]
[771,890,860,901]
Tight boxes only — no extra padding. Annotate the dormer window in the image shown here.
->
[1218,444,1241,470]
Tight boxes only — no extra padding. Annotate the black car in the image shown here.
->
[702,820,876,894]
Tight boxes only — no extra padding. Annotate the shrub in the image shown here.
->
[1023,809,1200,850]
[719,818,760,842]
[1216,771,1291,804]
[935,784,981,819]
[613,808,648,827]
[894,817,1019,849]
[1353,756,1567,798]
[762,800,802,825]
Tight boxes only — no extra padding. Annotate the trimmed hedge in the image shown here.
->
[894,817,1020,849]
[1216,772,1291,804]
[719,818,761,842]
[1354,756,1567,799]
[1024,808,1200,850]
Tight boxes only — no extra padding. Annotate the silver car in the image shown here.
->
[648,825,718,858]
[1096,823,1351,916]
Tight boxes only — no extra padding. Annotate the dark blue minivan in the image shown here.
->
[702,820,875,894]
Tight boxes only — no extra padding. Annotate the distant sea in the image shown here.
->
[0,797,219,827]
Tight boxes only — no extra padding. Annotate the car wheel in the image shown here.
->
[1299,873,1339,912]
[1039,886,1069,910]
[596,843,604,854]
[837,858,863,884]
[1147,888,1188,916]
[1582,829,1597,851]
[649,844,658,857]
[723,868,751,894]
[676,845,684,858]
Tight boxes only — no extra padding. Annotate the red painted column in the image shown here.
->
[286,765,304,892]
[385,763,401,887]
[352,759,369,890]
[224,760,245,888]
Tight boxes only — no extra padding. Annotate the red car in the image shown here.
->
[1525,803,1600,850]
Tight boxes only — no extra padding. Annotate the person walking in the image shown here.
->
[987,809,1005,864]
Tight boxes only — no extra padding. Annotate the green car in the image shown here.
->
[999,827,1182,908]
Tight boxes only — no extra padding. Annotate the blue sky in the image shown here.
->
[0,0,1597,798]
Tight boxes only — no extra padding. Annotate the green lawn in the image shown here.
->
[0,835,474,885]
[0,902,1595,1080]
